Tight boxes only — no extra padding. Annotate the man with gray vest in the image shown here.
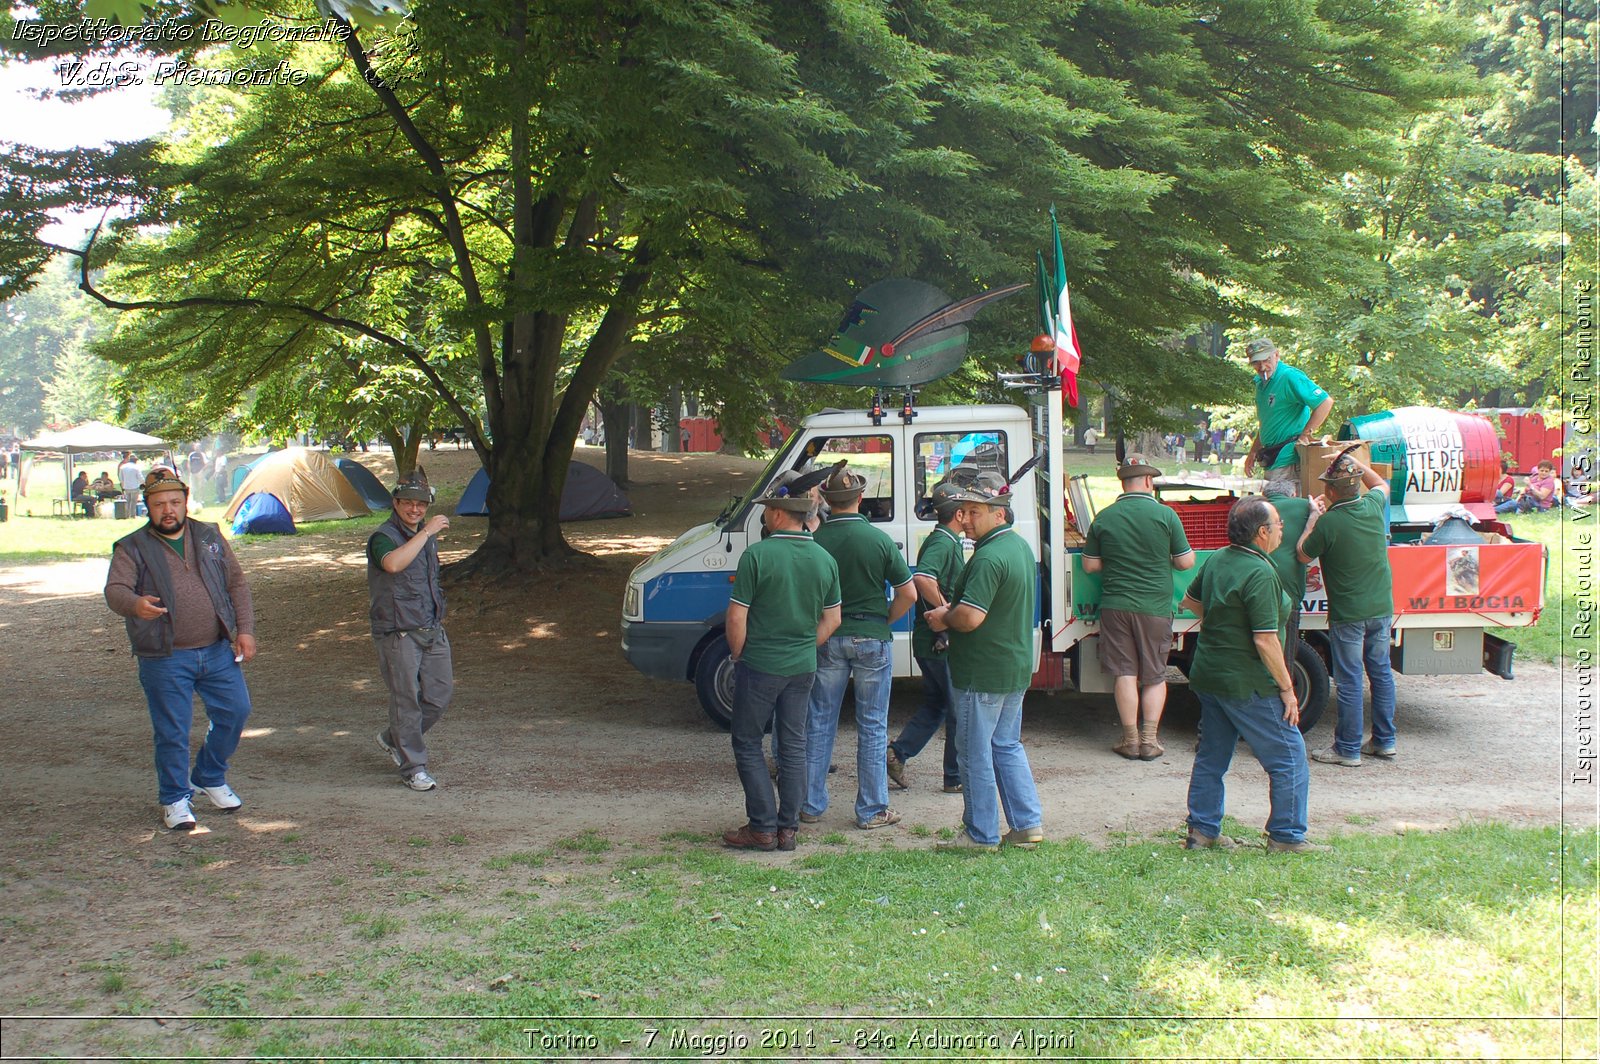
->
[105,469,257,831]
[370,470,453,791]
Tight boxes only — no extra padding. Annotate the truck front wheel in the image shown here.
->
[1292,639,1330,734]
[693,633,737,731]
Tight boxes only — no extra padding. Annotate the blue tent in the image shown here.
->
[456,463,631,521]
[230,452,270,494]
[336,458,392,510]
[231,491,297,535]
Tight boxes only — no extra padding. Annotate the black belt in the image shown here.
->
[843,612,883,621]
[1258,439,1294,467]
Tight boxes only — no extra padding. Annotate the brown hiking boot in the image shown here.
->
[886,748,907,789]
[1267,838,1330,854]
[857,809,902,830]
[1183,830,1237,850]
[1112,737,1143,760]
[775,828,797,852]
[722,824,777,851]
[1002,827,1044,849]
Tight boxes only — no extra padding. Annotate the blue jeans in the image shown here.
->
[1328,616,1396,757]
[804,636,893,824]
[731,663,812,833]
[891,655,960,787]
[952,686,1042,846]
[137,639,253,805]
[1187,690,1309,844]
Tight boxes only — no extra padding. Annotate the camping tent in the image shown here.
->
[230,452,270,495]
[456,463,631,521]
[21,420,167,496]
[223,447,371,523]
[230,492,297,535]
[335,458,392,510]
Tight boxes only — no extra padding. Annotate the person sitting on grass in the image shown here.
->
[1516,460,1562,513]
[1492,457,1517,514]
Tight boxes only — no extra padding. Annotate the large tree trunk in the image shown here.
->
[382,423,426,477]
[599,383,631,486]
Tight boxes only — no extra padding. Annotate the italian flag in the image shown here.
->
[1038,206,1082,408]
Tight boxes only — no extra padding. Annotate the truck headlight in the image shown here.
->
[623,582,642,621]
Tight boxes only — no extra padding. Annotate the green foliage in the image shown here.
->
[1,0,1481,564]
[0,258,116,433]
[1275,0,1594,419]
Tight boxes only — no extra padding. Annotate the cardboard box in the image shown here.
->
[1298,440,1371,497]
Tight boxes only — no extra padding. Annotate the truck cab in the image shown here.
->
[621,405,1036,727]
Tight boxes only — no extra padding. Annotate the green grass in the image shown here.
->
[65,824,1592,1059]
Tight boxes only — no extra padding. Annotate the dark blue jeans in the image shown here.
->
[890,655,960,787]
[137,639,253,805]
[732,662,813,833]
[1187,690,1309,844]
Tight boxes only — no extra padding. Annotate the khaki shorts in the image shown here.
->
[1263,462,1300,496]
[1097,608,1173,687]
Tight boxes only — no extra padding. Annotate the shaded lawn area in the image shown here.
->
[12,824,1594,1060]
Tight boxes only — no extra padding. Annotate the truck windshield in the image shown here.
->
[713,439,801,527]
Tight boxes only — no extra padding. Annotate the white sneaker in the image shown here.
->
[162,797,197,831]
[190,780,242,811]
[404,770,437,791]
[376,730,402,767]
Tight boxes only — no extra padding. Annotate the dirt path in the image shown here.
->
[0,447,1584,1022]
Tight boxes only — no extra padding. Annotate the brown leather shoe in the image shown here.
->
[775,828,797,851]
[722,824,776,851]
[1138,739,1165,761]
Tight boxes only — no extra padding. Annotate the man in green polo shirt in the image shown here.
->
[1180,495,1323,852]
[803,463,917,830]
[723,471,842,852]
[926,473,1044,852]
[1242,338,1333,495]
[887,479,968,794]
[1297,451,1396,768]
[1264,485,1323,677]
[1083,454,1195,760]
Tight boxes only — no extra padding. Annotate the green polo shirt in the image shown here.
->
[1254,363,1329,468]
[813,513,913,640]
[1188,544,1290,700]
[1299,489,1393,625]
[1083,493,1193,617]
[948,525,1037,693]
[730,530,842,675]
[1266,495,1313,603]
[912,524,965,658]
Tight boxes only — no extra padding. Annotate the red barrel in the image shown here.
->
[1340,407,1501,520]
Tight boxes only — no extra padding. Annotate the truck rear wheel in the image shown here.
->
[1292,640,1330,734]
[693,633,736,731]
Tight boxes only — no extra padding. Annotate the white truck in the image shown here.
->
[621,373,1545,732]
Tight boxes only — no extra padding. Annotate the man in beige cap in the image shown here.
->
[105,469,257,831]
[1241,337,1332,495]
[370,470,453,792]
[1083,455,1195,759]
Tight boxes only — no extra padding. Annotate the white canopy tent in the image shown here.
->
[21,421,167,498]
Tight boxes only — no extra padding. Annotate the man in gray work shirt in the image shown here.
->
[369,470,453,791]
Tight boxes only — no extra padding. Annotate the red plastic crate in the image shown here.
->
[1163,498,1234,549]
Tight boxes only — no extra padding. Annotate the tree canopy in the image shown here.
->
[1,0,1491,570]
